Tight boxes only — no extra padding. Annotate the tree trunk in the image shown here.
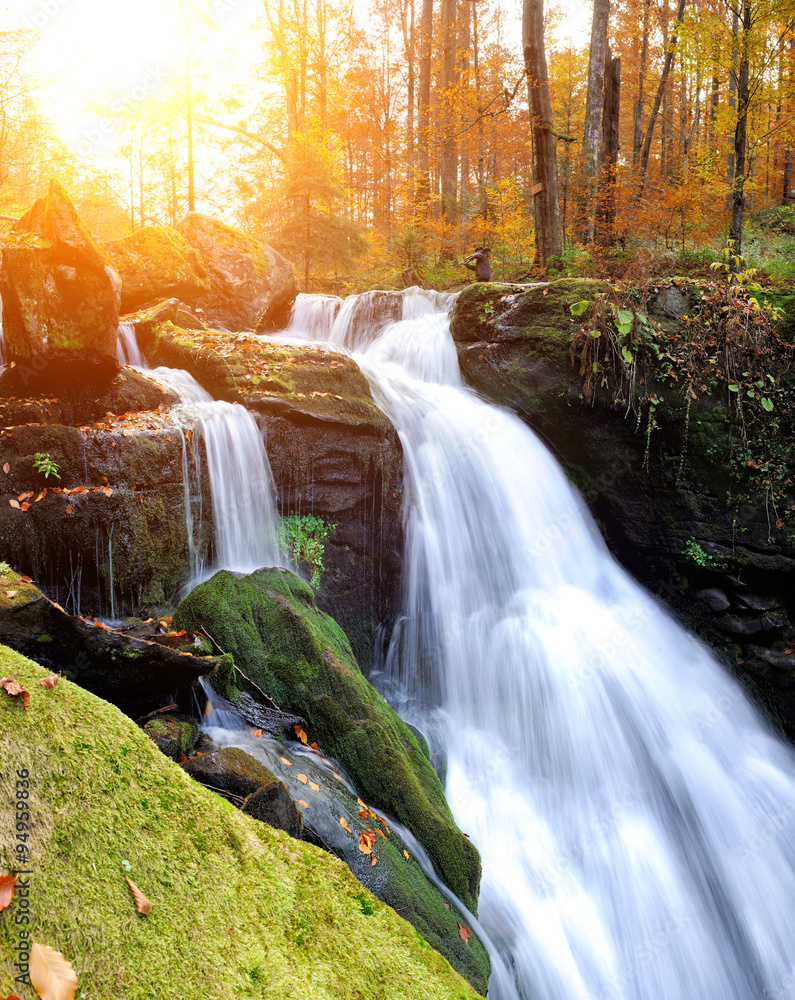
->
[417,0,433,216]
[635,0,687,199]
[440,0,458,220]
[401,0,416,199]
[727,8,739,207]
[472,0,486,218]
[596,48,620,246]
[458,0,471,203]
[730,0,751,259]
[578,0,610,241]
[522,0,562,268]
[632,0,651,167]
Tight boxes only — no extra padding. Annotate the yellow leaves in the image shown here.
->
[279,756,292,766]
[339,817,352,833]
[0,874,16,912]
[403,850,410,861]
[124,876,152,916]
[309,781,320,792]
[294,724,308,744]
[29,942,78,1000]
[296,773,308,784]
[298,799,309,808]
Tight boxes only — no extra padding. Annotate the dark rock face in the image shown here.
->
[105,226,210,313]
[0,569,213,715]
[0,180,120,382]
[451,279,795,740]
[178,213,300,331]
[242,780,304,838]
[172,567,482,914]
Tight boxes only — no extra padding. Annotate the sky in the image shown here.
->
[4,0,591,162]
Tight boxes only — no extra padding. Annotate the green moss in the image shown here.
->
[172,568,481,913]
[0,646,482,1000]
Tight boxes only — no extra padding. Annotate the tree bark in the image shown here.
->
[729,0,751,258]
[632,0,651,167]
[417,0,433,216]
[635,0,687,199]
[440,0,458,220]
[522,0,562,267]
[578,0,610,241]
[596,48,620,246]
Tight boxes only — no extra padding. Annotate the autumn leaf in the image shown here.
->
[332,772,345,783]
[8,499,19,509]
[378,816,390,834]
[442,901,451,910]
[298,799,309,808]
[65,505,72,514]
[309,781,320,792]
[358,832,373,855]
[339,817,352,833]
[2,462,8,474]
[357,798,367,808]
[5,590,16,599]
[101,487,112,497]
[296,773,308,784]
[0,993,23,999]
[310,741,319,751]
[34,491,46,502]
[19,503,29,512]
[457,921,472,944]
[40,675,59,689]
[370,853,378,866]
[358,808,369,819]
[294,724,308,744]
[124,876,153,915]
[402,850,410,860]
[279,756,293,766]
[29,942,78,1000]
[375,828,386,839]
[0,874,16,912]
[251,728,262,737]
[20,576,32,583]
[0,677,30,710]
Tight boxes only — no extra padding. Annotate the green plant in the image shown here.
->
[683,537,726,569]
[279,513,336,588]
[33,452,61,480]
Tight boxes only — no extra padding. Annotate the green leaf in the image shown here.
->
[762,397,774,412]
[592,361,604,373]
[616,321,632,336]
[589,330,601,338]
[621,346,634,364]
[728,384,739,392]
[617,309,634,327]
[570,300,591,316]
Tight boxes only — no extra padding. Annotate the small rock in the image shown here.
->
[694,588,730,613]
[719,614,785,636]
[651,286,690,320]
[735,592,774,612]
[181,746,276,799]
[243,781,304,838]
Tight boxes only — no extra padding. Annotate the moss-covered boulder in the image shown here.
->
[0,568,213,715]
[0,646,483,1000]
[143,711,199,760]
[178,212,299,331]
[105,226,211,313]
[172,567,481,912]
[0,179,120,381]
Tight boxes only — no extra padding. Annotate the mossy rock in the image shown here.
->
[143,712,198,760]
[0,645,483,1000]
[172,567,481,912]
[105,225,210,313]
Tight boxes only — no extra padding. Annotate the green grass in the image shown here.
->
[0,646,483,1000]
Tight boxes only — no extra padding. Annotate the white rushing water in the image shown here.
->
[117,321,145,366]
[288,288,795,1000]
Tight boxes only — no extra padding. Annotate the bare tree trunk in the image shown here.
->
[596,48,621,246]
[417,0,433,216]
[440,0,458,220]
[402,0,416,199]
[730,0,751,258]
[472,0,486,218]
[458,0,471,204]
[635,0,687,199]
[522,0,562,267]
[727,8,739,207]
[578,0,610,241]
[632,0,651,166]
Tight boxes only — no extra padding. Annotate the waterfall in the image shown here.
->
[294,289,795,1000]
[117,321,145,366]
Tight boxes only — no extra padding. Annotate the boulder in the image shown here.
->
[143,711,200,760]
[182,745,283,799]
[0,568,215,715]
[243,778,304,838]
[105,226,210,312]
[178,212,299,331]
[172,567,481,913]
[0,179,120,383]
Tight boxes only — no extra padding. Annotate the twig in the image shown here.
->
[137,702,179,722]
[199,626,282,712]
[194,781,245,806]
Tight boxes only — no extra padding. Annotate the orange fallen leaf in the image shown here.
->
[0,677,30,710]
[457,920,472,943]
[0,874,16,912]
[358,832,373,855]
[34,490,46,502]
[376,828,386,839]
[294,724,308,744]
[0,993,23,999]
[298,799,309,808]
[40,675,58,689]
[124,876,153,915]
[339,817,352,833]
[19,503,29,511]
[370,853,378,866]
[358,808,369,819]
[310,741,319,750]
[403,850,410,860]
[65,504,72,514]
[29,941,78,1000]
[332,772,345,782]
[279,756,292,766]
[378,816,390,834]
[442,901,451,910]
[309,781,320,792]
[20,576,32,583]
[5,590,16,599]
[251,728,262,737]
[296,773,308,784]
[2,462,8,474]
[101,487,112,497]
[100,476,108,484]
[357,798,367,808]
[8,499,19,509]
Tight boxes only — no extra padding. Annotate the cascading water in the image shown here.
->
[287,288,795,1000]
[117,321,145,366]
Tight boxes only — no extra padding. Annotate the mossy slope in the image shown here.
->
[172,568,481,912]
[0,646,482,1000]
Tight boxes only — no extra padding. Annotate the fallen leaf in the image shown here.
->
[294,724,308,744]
[203,699,214,717]
[378,816,390,834]
[65,505,72,514]
[357,798,367,808]
[251,728,262,737]
[0,874,16,912]
[124,876,153,915]
[2,462,8,474]
[5,590,16,599]
[40,675,58,689]
[20,576,32,583]
[358,808,369,819]
[457,920,472,943]
[340,817,352,833]
[279,756,293,766]
[34,491,46,502]
[0,993,23,999]
[19,503,29,511]
[333,772,345,783]
[375,828,386,839]
[310,741,319,751]
[309,781,320,792]
[298,799,309,808]
[403,850,410,860]
[100,476,108,484]
[370,853,378,866]
[8,499,19,509]
[29,941,78,1000]
[0,677,30,710]
[442,901,451,909]
[358,832,373,855]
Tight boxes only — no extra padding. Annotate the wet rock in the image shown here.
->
[182,745,284,802]
[735,592,774,612]
[0,568,215,714]
[178,212,299,331]
[748,644,795,673]
[105,226,210,312]
[0,179,120,382]
[694,588,731,613]
[243,779,304,838]
[143,711,199,761]
[718,614,785,637]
